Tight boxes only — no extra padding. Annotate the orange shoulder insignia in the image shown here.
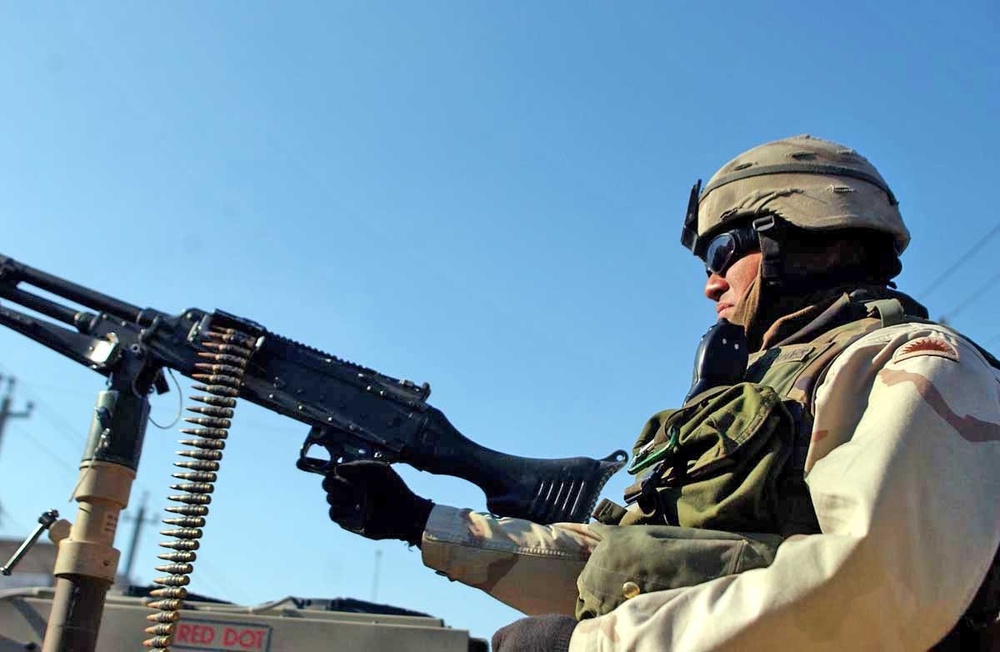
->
[892,336,960,365]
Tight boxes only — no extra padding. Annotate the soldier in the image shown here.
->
[322,135,1000,650]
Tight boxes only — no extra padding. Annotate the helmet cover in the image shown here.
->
[683,135,909,257]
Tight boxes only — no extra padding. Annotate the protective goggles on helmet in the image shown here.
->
[703,225,759,276]
[680,179,760,263]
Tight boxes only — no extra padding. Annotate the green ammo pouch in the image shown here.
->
[574,382,797,619]
[622,382,797,533]
[575,524,782,619]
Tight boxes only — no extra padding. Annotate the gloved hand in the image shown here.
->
[491,614,577,652]
[322,460,433,547]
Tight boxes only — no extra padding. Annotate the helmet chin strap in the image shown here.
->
[751,214,885,291]
[730,215,881,349]
[751,215,784,287]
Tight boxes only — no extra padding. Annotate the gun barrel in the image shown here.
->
[0,254,144,323]
[3,286,82,326]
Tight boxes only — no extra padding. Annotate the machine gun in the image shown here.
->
[0,253,626,651]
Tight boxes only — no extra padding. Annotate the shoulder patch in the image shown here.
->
[892,336,960,364]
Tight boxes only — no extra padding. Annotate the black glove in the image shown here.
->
[322,460,433,547]
[491,614,577,652]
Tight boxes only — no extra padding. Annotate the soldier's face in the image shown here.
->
[703,252,762,321]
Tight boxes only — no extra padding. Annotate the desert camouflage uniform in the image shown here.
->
[421,319,1000,650]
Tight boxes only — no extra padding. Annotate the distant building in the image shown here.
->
[0,538,55,589]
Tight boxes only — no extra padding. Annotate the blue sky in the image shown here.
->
[1,0,997,642]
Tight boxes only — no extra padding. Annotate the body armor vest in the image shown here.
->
[587,298,998,645]
[611,300,895,534]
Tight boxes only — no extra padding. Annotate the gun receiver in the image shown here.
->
[0,254,626,523]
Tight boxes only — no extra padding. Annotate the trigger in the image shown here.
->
[296,438,334,474]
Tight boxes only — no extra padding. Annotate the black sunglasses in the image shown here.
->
[704,226,759,276]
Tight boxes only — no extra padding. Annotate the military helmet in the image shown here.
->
[681,135,910,259]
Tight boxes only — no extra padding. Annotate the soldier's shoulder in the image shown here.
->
[837,320,1000,382]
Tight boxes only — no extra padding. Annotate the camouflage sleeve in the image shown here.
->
[568,323,1000,651]
[420,505,602,616]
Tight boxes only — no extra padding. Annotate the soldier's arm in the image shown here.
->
[421,506,602,616]
[567,323,1000,651]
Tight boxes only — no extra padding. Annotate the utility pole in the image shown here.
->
[118,491,157,589]
[0,374,34,461]
[371,549,382,602]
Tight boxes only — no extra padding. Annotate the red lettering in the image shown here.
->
[222,627,265,650]
[176,624,216,644]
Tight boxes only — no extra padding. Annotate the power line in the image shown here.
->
[0,366,94,449]
[15,431,76,473]
[0,503,29,534]
[936,268,1000,324]
[917,222,1000,300]
[983,331,1000,347]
